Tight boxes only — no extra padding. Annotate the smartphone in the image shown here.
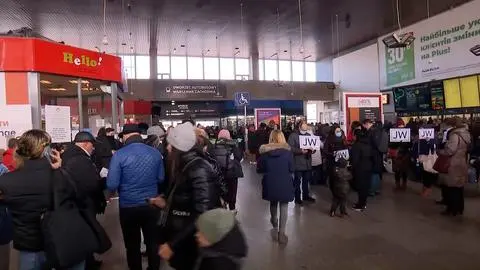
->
[43,146,53,164]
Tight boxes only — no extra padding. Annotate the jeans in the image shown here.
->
[294,170,312,201]
[19,251,85,270]
[269,202,288,234]
[119,206,160,270]
[311,165,325,185]
[226,177,239,210]
[0,244,10,270]
[356,172,372,208]
[370,174,381,195]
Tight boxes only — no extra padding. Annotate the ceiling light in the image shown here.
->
[68,80,90,84]
[470,45,480,56]
[49,87,66,91]
[382,32,415,48]
[180,45,185,48]
[40,80,52,85]
[235,47,239,50]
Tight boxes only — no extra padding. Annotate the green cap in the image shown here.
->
[196,208,236,245]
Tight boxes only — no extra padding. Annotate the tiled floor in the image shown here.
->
[6,164,480,270]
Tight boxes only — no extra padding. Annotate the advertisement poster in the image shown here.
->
[341,93,382,136]
[378,0,480,89]
[254,108,281,129]
[0,105,32,149]
[45,105,71,143]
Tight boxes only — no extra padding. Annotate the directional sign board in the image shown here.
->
[234,92,250,107]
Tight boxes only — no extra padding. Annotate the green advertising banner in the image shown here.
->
[385,45,415,86]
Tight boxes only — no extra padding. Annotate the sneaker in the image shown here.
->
[352,204,366,212]
[278,233,288,245]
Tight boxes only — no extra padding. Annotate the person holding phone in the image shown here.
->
[0,130,86,270]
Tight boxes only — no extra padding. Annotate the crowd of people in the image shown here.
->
[0,115,476,270]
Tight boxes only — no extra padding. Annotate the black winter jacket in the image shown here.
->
[208,139,244,179]
[62,144,105,214]
[94,136,114,171]
[351,133,374,178]
[0,158,74,251]
[164,150,222,269]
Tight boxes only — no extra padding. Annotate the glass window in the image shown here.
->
[120,55,135,79]
[306,103,317,123]
[264,60,278,81]
[204,57,219,80]
[157,56,170,76]
[292,61,304,82]
[135,56,150,79]
[259,60,264,81]
[305,61,316,82]
[279,60,291,81]
[235,58,249,76]
[219,58,234,80]
[187,57,204,79]
[171,56,187,79]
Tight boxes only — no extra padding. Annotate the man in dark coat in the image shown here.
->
[62,132,106,270]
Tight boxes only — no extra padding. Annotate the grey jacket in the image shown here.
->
[288,131,312,171]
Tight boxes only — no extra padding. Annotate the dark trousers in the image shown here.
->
[445,187,464,214]
[227,177,239,210]
[356,172,372,207]
[329,175,346,213]
[294,170,312,201]
[311,165,325,185]
[119,206,160,270]
[395,171,408,186]
[421,170,437,188]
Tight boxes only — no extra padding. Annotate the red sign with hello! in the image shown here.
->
[0,37,122,83]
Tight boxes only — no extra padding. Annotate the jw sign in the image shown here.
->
[299,135,321,150]
[389,128,411,142]
[419,128,435,140]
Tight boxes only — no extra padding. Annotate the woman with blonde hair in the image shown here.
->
[257,130,294,245]
[0,130,87,270]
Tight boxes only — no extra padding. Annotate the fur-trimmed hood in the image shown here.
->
[259,143,290,154]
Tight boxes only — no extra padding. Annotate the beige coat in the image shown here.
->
[438,126,471,187]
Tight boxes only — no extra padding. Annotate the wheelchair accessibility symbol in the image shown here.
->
[234,92,250,107]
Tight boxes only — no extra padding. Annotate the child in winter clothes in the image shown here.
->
[194,209,248,270]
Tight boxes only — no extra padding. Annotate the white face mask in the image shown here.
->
[141,134,147,139]
[300,130,307,135]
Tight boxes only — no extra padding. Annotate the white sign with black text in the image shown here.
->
[45,105,71,143]
[334,149,350,162]
[419,128,435,140]
[299,135,321,150]
[389,128,411,142]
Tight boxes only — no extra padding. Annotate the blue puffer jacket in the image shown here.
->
[107,135,165,208]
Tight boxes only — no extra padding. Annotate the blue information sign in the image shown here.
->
[234,92,250,107]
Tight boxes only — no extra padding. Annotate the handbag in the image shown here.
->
[419,153,438,174]
[42,169,99,269]
[432,154,451,174]
[0,206,13,245]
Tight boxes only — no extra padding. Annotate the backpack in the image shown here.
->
[204,151,229,203]
[210,141,236,178]
[375,130,389,153]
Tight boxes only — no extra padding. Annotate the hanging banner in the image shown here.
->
[45,105,72,143]
[0,105,32,149]
[378,0,480,89]
[254,108,281,129]
[389,128,411,142]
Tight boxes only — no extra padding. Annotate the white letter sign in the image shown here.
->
[299,135,321,150]
[389,128,411,142]
[419,128,435,140]
[45,105,72,143]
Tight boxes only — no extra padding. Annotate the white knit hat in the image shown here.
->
[167,122,196,152]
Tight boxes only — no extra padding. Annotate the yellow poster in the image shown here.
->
[460,76,480,107]
[444,79,461,109]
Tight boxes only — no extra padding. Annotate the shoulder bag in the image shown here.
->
[42,169,99,269]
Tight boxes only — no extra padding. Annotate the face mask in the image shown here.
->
[335,132,342,138]
[300,130,307,135]
[141,134,147,139]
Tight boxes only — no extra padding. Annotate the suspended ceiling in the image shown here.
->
[0,0,473,61]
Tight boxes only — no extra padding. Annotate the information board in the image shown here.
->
[45,105,72,143]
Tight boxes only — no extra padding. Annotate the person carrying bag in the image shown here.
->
[41,169,101,269]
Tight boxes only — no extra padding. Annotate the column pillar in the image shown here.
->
[111,83,119,132]
[150,47,158,79]
[27,72,41,129]
[250,51,259,81]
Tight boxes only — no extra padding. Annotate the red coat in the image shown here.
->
[2,148,16,171]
